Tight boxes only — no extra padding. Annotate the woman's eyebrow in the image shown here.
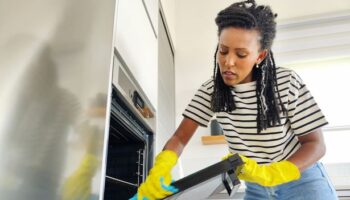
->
[220,45,248,51]
[219,44,229,48]
[235,48,249,51]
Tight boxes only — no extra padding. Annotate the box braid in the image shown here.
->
[211,0,287,133]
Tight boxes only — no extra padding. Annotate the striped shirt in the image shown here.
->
[182,67,328,164]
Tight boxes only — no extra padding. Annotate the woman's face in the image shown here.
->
[217,27,266,86]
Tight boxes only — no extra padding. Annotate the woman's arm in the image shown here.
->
[236,128,326,186]
[287,128,326,172]
[163,117,199,156]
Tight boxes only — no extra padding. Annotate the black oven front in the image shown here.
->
[103,86,154,200]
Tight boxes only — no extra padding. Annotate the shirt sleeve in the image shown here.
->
[287,71,328,136]
[182,79,214,127]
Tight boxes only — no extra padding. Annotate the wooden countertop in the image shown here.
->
[201,135,226,145]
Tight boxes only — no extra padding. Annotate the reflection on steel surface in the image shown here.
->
[0,0,115,199]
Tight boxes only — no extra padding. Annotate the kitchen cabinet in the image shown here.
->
[115,0,158,108]
[143,0,158,36]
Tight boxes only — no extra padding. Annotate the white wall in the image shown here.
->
[174,0,234,176]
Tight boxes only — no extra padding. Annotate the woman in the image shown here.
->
[132,0,338,199]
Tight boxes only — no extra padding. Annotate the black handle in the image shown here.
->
[132,90,144,109]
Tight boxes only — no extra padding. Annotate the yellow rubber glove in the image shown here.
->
[224,153,300,187]
[131,150,179,200]
[62,154,99,200]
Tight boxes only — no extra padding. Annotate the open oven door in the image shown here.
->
[163,154,243,200]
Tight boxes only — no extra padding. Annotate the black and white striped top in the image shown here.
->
[182,67,328,164]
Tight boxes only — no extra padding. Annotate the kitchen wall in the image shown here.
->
[174,0,234,176]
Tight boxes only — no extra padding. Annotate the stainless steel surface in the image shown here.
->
[166,175,223,200]
[0,0,116,199]
[163,155,243,200]
[166,175,238,200]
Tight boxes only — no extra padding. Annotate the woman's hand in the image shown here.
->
[224,153,300,187]
[130,150,179,200]
[238,155,300,187]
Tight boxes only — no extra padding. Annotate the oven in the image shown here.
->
[103,48,156,200]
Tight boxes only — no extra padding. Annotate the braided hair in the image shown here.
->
[211,0,287,133]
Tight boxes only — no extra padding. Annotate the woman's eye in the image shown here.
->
[219,51,228,55]
[237,53,247,58]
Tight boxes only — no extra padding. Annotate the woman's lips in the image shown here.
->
[222,71,237,80]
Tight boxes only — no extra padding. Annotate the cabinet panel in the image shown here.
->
[115,0,158,108]
[143,0,158,35]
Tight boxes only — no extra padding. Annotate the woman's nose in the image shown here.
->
[225,54,235,67]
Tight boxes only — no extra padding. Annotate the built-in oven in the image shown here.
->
[103,48,156,200]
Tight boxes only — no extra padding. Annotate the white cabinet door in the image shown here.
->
[143,0,158,36]
[115,0,158,108]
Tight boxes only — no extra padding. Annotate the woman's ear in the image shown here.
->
[257,49,268,64]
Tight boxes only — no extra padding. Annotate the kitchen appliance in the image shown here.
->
[0,0,116,199]
[164,154,243,200]
[103,48,156,200]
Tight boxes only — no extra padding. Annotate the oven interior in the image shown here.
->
[103,86,153,200]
